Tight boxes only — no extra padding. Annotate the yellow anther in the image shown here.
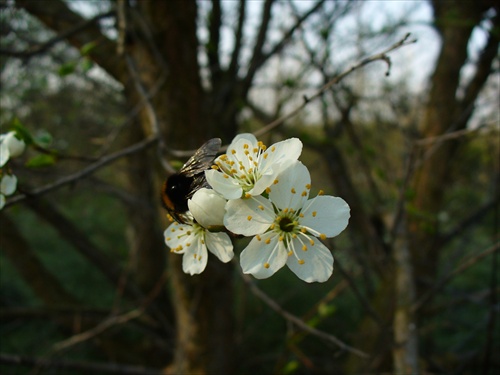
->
[258,205,264,210]
[247,215,252,221]
[301,191,307,196]
[306,183,311,189]
[231,149,236,154]
[320,234,326,240]
[245,192,251,198]
[266,187,271,194]
[243,143,249,149]
[273,179,279,184]
[265,238,271,244]
[312,211,317,217]
[298,259,305,265]
[302,245,307,251]
[264,262,270,269]
[291,188,296,194]
[309,239,315,246]
[256,235,261,241]
[318,190,324,196]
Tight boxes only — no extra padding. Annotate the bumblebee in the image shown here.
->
[161,138,221,223]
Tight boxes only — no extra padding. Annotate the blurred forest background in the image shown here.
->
[0,0,498,374]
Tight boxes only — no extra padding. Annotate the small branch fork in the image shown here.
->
[240,272,370,359]
[253,33,416,138]
[3,34,415,206]
[4,136,158,208]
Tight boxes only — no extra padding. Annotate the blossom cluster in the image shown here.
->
[164,134,350,283]
[0,131,26,209]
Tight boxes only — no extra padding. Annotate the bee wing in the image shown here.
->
[180,138,221,177]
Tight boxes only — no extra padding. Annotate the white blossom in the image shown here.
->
[0,131,26,167]
[205,133,302,200]
[164,188,233,275]
[225,161,350,282]
[0,174,18,210]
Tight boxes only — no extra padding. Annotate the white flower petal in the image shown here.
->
[230,133,258,146]
[164,222,195,253]
[188,188,226,227]
[182,237,208,275]
[205,231,234,263]
[301,196,350,237]
[240,232,288,279]
[229,138,256,170]
[269,161,310,210]
[205,169,243,200]
[4,132,25,158]
[224,196,274,236]
[248,172,275,196]
[286,238,333,283]
[260,138,302,173]
[0,174,18,196]
[0,144,9,167]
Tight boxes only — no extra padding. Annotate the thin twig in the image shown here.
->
[411,242,500,313]
[240,272,369,358]
[124,54,172,172]
[0,11,114,59]
[0,353,162,375]
[414,127,483,146]
[52,308,144,352]
[4,136,158,208]
[253,33,417,138]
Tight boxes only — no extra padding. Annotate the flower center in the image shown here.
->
[214,141,268,191]
[278,216,296,232]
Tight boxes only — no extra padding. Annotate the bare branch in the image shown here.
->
[228,0,246,76]
[0,11,114,59]
[243,0,326,96]
[17,0,125,82]
[240,272,369,359]
[4,136,158,208]
[332,255,386,328]
[208,0,222,77]
[253,33,417,138]
[243,0,275,90]
[53,308,144,352]
[438,195,499,247]
[0,353,162,375]
[411,242,500,313]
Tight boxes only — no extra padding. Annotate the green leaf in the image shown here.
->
[282,360,299,374]
[25,154,57,168]
[58,62,76,77]
[34,130,53,148]
[80,41,97,56]
[81,57,94,73]
[11,118,33,145]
